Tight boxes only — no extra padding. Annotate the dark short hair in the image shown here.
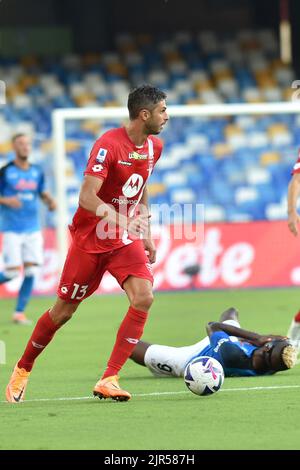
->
[127,84,167,120]
[12,133,27,143]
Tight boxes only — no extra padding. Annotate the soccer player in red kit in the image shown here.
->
[6,85,169,402]
[287,155,300,350]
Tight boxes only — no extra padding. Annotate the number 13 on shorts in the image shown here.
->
[71,284,89,300]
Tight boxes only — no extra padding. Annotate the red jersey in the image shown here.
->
[70,127,163,253]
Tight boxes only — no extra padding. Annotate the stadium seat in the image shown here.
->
[0,29,298,224]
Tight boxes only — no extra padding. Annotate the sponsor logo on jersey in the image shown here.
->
[15,179,38,190]
[118,160,132,166]
[128,151,148,160]
[96,148,108,163]
[112,197,137,205]
[61,286,68,294]
[122,174,144,197]
[213,338,229,353]
[19,193,34,201]
[92,164,104,172]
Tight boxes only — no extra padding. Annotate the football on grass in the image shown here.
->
[184,356,224,396]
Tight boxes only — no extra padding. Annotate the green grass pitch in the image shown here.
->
[1,288,300,450]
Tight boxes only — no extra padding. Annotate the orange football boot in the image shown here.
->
[93,375,131,402]
[6,364,31,403]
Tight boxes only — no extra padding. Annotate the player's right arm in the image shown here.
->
[79,175,149,237]
[0,167,22,208]
[79,175,105,214]
[0,196,22,208]
[206,322,261,344]
[287,173,300,236]
[79,175,129,226]
[82,136,150,237]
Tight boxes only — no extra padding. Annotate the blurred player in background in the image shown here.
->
[131,308,297,377]
[0,133,56,325]
[287,160,300,349]
[6,85,168,403]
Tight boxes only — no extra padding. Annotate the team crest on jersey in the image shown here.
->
[122,174,144,197]
[128,151,147,160]
[96,148,108,163]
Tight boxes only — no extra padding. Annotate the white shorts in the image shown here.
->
[2,231,44,267]
[144,319,240,378]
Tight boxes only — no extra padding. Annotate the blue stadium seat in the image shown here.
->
[0,30,298,225]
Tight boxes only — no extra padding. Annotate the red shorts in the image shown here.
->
[57,240,154,303]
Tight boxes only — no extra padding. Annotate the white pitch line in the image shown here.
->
[220,384,300,392]
[1,384,300,404]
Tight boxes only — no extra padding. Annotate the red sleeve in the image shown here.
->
[152,137,163,165]
[84,138,115,180]
[292,150,300,174]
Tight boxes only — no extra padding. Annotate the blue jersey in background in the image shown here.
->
[0,162,45,233]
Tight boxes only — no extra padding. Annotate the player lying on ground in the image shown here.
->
[131,308,297,377]
[6,85,168,403]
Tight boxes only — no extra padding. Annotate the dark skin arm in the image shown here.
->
[130,340,152,366]
[206,322,287,347]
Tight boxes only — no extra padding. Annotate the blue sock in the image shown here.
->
[15,276,35,313]
[0,272,10,284]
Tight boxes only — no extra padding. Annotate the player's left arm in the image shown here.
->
[206,322,286,346]
[40,191,56,211]
[139,186,156,263]
[38,169,56,211]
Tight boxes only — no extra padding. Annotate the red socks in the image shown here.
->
[102,306,148,379]
[17,306,148,378]
[294,311,300,323]
[18,310,60,372]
